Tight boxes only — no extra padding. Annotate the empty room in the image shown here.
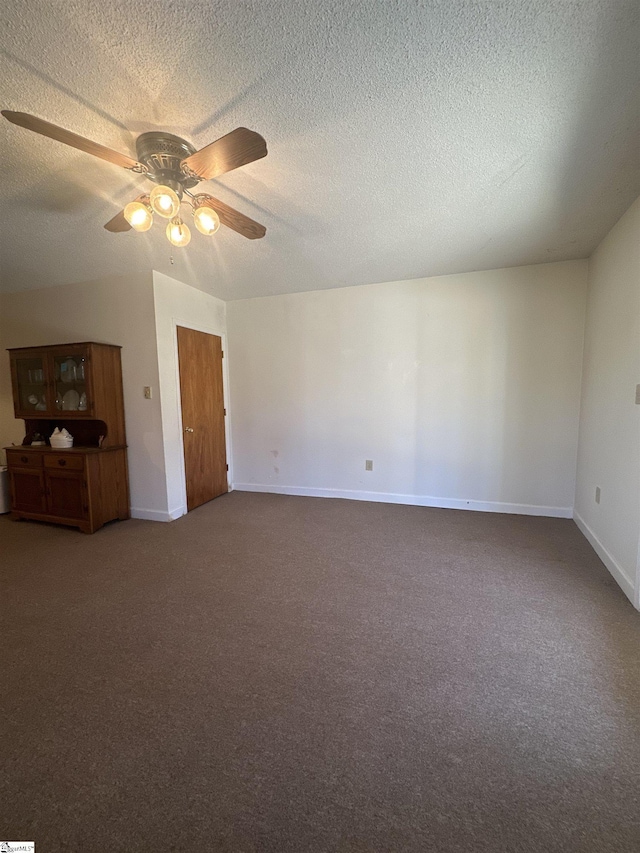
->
[1,1,639,851]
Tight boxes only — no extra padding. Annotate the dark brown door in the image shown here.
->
[10,468,46,513]
[45,470,86,519]
[177,326,228,511]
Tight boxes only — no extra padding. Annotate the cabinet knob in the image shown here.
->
[58,459,67,466]
[184,427,194,433]
[21,456,28,464]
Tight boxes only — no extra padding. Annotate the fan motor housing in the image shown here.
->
[135,132,200,189]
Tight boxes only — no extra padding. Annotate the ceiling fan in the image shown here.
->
[1,110,268,246]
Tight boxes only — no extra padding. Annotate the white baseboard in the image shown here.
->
[231,483,573,518]
[573,511,636,607]
[130,506,184,522]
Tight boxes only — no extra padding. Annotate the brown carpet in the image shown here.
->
[1,492,639,852]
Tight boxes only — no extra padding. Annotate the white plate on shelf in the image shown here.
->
[62,389,80,411]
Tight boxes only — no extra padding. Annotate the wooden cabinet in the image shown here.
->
[5,342,129,533]
[9,343,125,443]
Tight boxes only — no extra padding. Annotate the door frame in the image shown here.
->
[171,318,233,516]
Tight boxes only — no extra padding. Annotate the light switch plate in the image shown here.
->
[365,459,373,471]
[144,386,152,399]
[636,384,640,405]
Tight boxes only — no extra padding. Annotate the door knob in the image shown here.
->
[184,427,194,433]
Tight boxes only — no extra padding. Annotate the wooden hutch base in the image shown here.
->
[5,445,129,534]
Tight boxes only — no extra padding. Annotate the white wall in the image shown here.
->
[228,261,587,516]
[153,271,228,519]
[574,197,640,608]
[0,273,167,518]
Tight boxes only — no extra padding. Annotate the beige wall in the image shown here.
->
[152,271,228,518]
[0,272,167,517]
[574,196,640,608]
[228,260,588,516]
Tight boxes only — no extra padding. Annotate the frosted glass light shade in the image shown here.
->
[166,218,191,247]
[124,200,153,232]
[193,204,220,236]
[150,184,181,219]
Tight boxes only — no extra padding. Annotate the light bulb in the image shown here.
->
[166,217,191,247]
[193,203,220,236]
[124,199,153,232]
[150,184,181,219]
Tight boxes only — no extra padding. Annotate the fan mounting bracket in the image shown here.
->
[135,132,201,189]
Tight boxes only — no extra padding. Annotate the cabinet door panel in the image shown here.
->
[46,470,87,520]
[51,347,92,416]
[10,468,47,513]
[10,353,52,417]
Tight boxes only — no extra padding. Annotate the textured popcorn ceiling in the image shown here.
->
[1,0,639,300]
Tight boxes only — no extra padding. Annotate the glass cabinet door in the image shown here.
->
[14,355,49,414]
[53,353,90,413]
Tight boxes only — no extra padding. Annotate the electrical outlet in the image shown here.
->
[365,459,373,471]
[144,386,152,399]
[595,486,601,504]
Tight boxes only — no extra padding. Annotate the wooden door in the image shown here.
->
[10,350,51,418]
[9,467,46,513]
[45,470,87,520]
[177,327,228,511]
[49,345,93,417]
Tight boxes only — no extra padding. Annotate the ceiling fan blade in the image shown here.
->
[103,195,147,232]
[182,127,267,180]
[104,210,132,233]
[2,111,144,172]
[199,195,266,239]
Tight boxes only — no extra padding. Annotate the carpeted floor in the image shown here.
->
[1,491,639,852]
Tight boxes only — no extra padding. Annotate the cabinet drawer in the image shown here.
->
[44,454,84,471]
[6,449,43,468]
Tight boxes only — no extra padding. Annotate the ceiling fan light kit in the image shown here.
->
[123,198,153,232]
[166,217,191,248]
[192,198,221,236]
[1,111,268,245]
[149,182,181,219]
